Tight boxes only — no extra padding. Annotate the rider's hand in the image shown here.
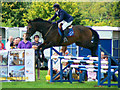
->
[32,45,38,50]
[48,19,51,22]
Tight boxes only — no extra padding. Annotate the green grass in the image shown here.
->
[1,70,119,88]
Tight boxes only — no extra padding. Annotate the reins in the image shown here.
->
[44,24,53,37]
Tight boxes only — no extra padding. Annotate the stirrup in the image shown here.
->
[64,37,68,42]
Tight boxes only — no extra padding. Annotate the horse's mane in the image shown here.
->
[28,18,57,32]
[32,18,44,22]
[31,18,51,24]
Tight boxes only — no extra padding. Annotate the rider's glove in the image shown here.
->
[48,19,51,22]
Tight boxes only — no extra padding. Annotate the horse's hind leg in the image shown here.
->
[76,42,98,57]
[90,45,98,57]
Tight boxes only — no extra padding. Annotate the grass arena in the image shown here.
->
[1,70,118,88]
[1,45,120,89]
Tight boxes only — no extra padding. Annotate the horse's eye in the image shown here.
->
[28,25,32,29]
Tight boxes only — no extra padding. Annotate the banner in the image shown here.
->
[0,49,35,82]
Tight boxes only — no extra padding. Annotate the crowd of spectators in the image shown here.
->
[1,34,111,82]
[0,33,42,80]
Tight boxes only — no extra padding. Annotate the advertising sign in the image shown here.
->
[0,49,35,82]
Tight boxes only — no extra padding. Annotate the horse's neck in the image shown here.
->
[37,22,58,39]
[37,22,51,37]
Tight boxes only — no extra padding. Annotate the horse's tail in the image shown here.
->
[89,28,100,47]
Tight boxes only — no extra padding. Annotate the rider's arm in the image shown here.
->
[56,11,64,23]
[50,13,57,21]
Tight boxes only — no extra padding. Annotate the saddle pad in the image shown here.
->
[68,28,74,36]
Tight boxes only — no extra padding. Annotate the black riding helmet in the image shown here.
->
[53,3,60,9]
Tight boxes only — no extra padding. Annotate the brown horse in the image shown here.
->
[26,18,99,62]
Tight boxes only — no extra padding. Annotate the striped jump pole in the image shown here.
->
[61,60,108,64]
[49,44,119,88]
[70,65,118,69]
[52,56,98,61]
[69,68,118,74]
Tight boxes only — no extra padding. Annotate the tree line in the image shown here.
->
[2,2,120,27]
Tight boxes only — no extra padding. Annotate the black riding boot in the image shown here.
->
[63,29,68,42]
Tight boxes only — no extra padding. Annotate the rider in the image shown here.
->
[49,3,74,42]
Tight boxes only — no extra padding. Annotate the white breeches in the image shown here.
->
[58,20,73,30]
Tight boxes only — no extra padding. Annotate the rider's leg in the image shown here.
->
[58,21,65,29]
[62,21,73,30]
[62,21,73,42]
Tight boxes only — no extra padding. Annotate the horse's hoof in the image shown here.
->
[43,58,48,63]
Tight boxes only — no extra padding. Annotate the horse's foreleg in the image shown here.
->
[40,42,54,61]
[37,43,46,62]
[41,49,45,59]
[37,42,54,62]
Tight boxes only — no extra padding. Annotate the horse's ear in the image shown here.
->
[26,20,29,23]
[26,20,31,23]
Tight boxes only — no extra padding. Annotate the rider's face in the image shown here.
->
[54,8,58,12]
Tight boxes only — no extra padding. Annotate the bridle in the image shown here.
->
[44,24,53,37]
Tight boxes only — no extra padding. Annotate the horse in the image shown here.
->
[26,18,99,62]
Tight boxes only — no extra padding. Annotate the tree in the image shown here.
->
[78,2,120,26]
[2,2,29,27]
[2,2,120,27]
[23,2,82,26]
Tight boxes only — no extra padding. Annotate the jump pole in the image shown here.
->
[50,47,53,82]
[98,44,101,86]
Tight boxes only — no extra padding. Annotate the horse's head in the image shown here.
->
[26,18,54,40]
[26,20,36,40]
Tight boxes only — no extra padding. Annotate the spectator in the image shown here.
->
[5,36,13,50]
[87,55,97,81]
[0,35,5,50]
[101,51,105,60]
[32,35,42,80]
[47,52,60,80]
[18,33,32,49]
[100,52,106,79]
[16,37,21,44]
[96,52,108,80]
[59,48,69,56]
[13,38,19,49]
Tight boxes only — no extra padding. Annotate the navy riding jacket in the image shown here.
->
[51,9,74,23]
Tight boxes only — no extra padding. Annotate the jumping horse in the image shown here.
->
[26,18,99,62]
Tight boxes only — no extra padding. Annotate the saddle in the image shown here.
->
[58,23,74,37]
[59,23,73,31]
[58,23,74,43]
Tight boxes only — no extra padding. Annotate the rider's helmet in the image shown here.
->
[53,3,60,9]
